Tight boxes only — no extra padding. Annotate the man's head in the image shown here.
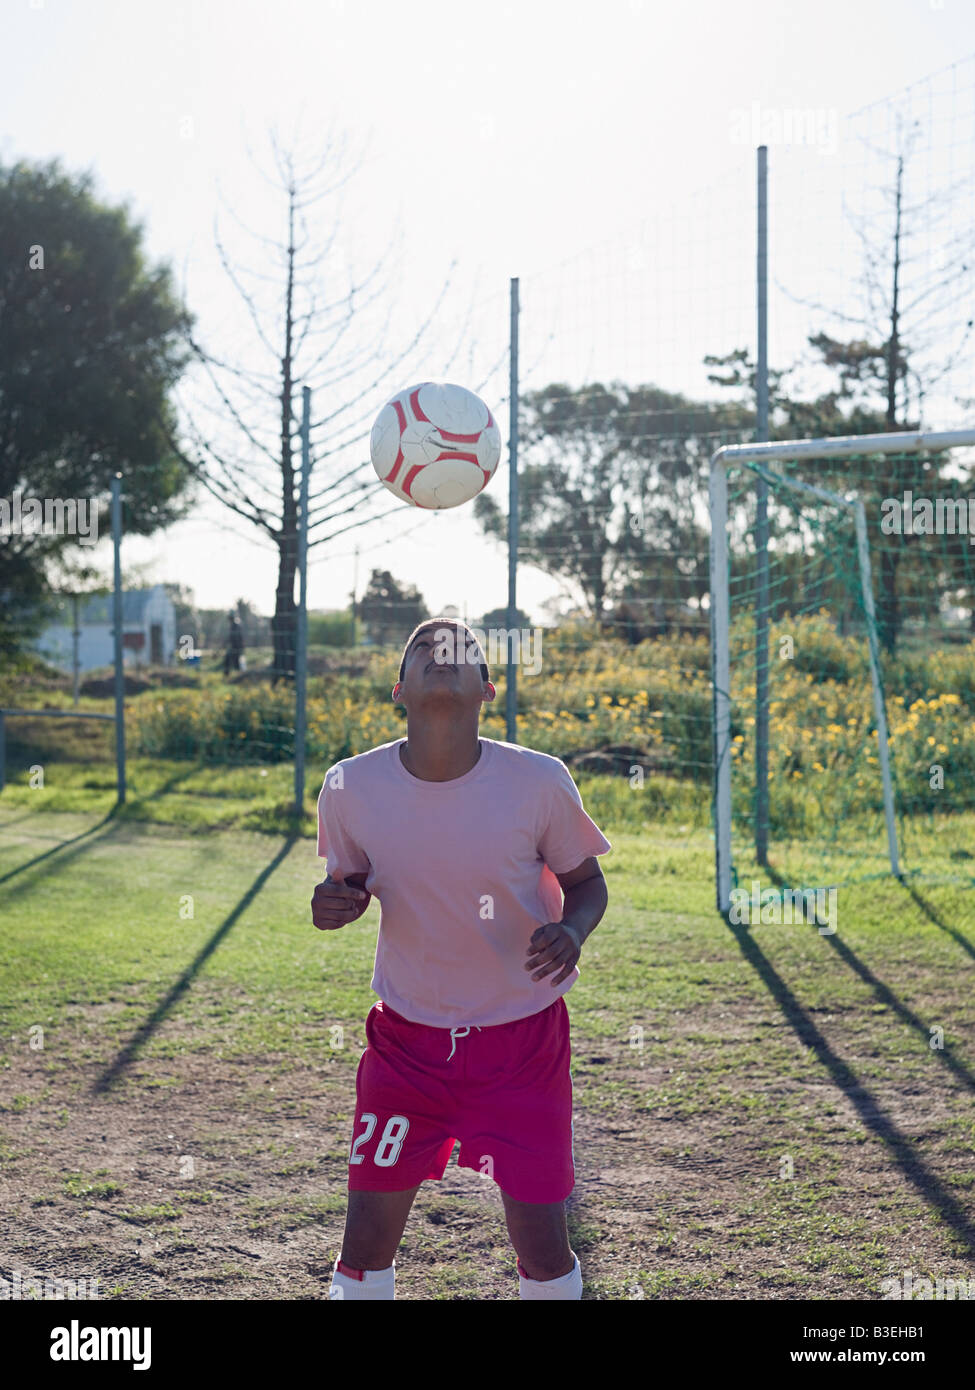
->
[393,618,495,712]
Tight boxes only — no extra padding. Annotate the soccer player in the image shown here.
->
[312,618,611,1301]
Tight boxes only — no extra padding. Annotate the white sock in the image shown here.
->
[518,1251,582,1301]
[329,1260,395,1301]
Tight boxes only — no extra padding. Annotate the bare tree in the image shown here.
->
[166,127,483,680]
[771,115,975,649]
[820,118,974,425]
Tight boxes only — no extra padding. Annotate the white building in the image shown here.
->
[36,585,176,672]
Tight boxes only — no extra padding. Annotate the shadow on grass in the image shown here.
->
[0,808,53,833]
[760,860,975,1091]
[903,881,975,963]
[115,763,202,819]
[0,810,118,888]
[91,833,300,1095]
[721,907,975,1259]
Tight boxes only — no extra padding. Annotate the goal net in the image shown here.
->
[710,429,975,920]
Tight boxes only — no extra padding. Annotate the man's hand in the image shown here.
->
[525,921,582,985]
[311,875,371,932]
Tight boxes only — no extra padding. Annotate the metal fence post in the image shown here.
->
[755,144,770,867]
[111,474,126,805]
[294,386,312,814]
[506,276,520,745]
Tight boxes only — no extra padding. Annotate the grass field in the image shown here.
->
[2,802,975,1300]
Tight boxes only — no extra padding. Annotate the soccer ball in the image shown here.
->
[369,381,502,509]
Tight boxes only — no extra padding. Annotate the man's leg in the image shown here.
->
[329,1186,421,1301]
[340,1186,421,1270]
[499,1191,574,1282]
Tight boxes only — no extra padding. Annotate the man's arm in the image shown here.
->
[525,856,608,984]
[555,856,608,946]
[311,870,372,932]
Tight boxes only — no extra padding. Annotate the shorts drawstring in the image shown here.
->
[447,1025,482,1060]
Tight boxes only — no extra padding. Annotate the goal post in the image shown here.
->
[852,496,899,887]
[709,428,975,915]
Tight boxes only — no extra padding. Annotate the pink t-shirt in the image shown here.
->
[316,735,612,1028]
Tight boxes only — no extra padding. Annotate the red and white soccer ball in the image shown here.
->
[369,381,502,509]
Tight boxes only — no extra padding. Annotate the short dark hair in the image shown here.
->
[399,618,490,684]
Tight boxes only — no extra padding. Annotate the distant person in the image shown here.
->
[223,613,244,676]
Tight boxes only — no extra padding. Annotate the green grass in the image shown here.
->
[0,748,711,838]
[1,806,972,1071]
[63,1172,124,1200]
[121,1202,183,1223]
[0,758,312,835]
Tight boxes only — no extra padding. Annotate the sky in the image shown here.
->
[3,0,975,627]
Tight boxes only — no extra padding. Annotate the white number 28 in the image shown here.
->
[349,1112,410,1167]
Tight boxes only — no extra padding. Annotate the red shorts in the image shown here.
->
[347,996,574,1204]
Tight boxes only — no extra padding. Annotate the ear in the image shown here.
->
[392,683,402,702]
[483,681,496,702]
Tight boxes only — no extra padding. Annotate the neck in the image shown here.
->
[401,719,482,781]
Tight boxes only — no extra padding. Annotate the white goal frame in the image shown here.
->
[709,429,975,915]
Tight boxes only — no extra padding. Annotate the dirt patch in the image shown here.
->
[79,674,151,698]
[2,1001,974,1301]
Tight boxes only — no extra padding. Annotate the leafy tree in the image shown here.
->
[0,158,194,656]
[474,380,750,632]
[477,605,532,631]
[307,609,358,648]
[358,569,427,647]
[707,334,975,650]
